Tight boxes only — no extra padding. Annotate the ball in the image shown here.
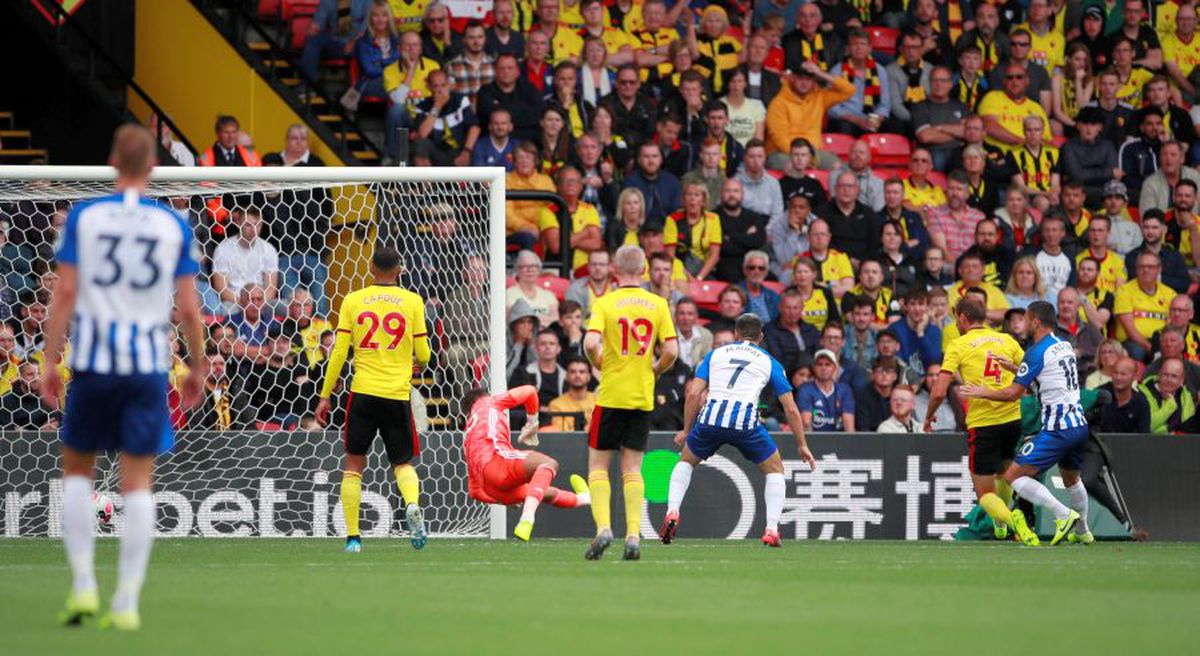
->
[92,491,114,526]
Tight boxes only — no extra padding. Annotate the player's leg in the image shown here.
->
[59,445,99,625]
[382,399,426,549]
[1005,428,1087,545]
[1059,440,1094,544]
[585,405,616,558]
[520,451,590,509]
[513,453,561,541]
[967,426,1026,542]
[661,442,702,544]
[340,393,372,552]
[100,453,155,631]
[756,451,786,548]
[619,445,647,560]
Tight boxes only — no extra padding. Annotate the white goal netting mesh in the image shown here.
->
[0,173,500,538]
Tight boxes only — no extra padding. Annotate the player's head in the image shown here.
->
[733,313,764,344]
[612,244,647,280]
[1024,300,1057,337]
[461,388,490,414]
[109,124,158,186]
[953,297,987,332]
[371,246,403,281]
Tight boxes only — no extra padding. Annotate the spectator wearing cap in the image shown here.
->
[1098,179,1142,256]
[1141,141,1200,216]
[1127,209,1192,294]
[715,179,770,283]
[830,141,885,213]
[506,298,538,379]
[911,66,969,172]
[1071,5,1108,72]
[1061,107,1119,206]
[765,62,855,170]
[854,356,899,432]
[795,348,856,432]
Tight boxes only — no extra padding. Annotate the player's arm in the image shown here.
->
[496,385,541,445]
[37,263,77,408]
[675,377,708,446]
[316,327,353,426]
[583,329,603,368]
[777,392,816,470]
[960,380,1027,402]
[654,337,679,376]
[414,298,432,372]
[922,369,955,432]
[173,274,208,410]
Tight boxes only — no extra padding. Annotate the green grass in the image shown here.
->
[1,539,1197,655]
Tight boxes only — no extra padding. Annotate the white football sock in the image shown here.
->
[1066,481,1090,533]
[1012,476,1071,520]
[112,490,155,614]
[519,497,539,525]
[62,475,97,594]
[764,473,785,532]
[666,461,694,514]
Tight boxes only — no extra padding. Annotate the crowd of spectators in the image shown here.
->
[12,0,1200,435]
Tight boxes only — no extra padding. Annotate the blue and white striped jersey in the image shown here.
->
[1015,333,1088,431]
[55,190,199,375]
[695,341,792,430]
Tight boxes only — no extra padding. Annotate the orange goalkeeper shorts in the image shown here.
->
[482,455,531,505]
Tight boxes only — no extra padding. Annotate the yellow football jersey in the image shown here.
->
[977,90,1052,152]
[1075,248,1127,294]
[1113,280,1174,342]
[322,284,430,401]
[941,326,1024,428]
[586,285,677,410]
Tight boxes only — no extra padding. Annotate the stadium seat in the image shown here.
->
[822,133,855,161]
[290,16,312,51]
[505,275,516,287]
[1051,134,1068,148]
[538,275,571,300]
[926,171,948,189]
[863,133,912,167]
[767,168,784,180]
[808,169,830,192]
[762,281,787,294]
[349,59,387,104]
[867,26,900,57]
[687,280,728,312]
[281,0,319,21]
[258,0,282,20]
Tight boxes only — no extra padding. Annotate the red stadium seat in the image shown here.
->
[867,26,899,57]
[807,169,830,192]
[687,280,729,313]
[862,133,912,167]
[281,0,320,21]
[349,58,387,104]
[926,171,947,189]
[258,0,282,20]
[767,168,784,180]
[290,16,312,50]
[505,275,516,287]
[762,281,787,294]
[1051,134,1068,148]
[822,133,856,161]
[538,275,571,300]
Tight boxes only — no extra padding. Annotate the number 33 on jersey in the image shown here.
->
[586,287,677,411]
[334,285,429,401]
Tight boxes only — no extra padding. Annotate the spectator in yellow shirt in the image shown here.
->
[537,166,604,271]
[1115,251,1178,362]
[506,142,557,250]
[545,357,597,431]
[978,61,1052,152]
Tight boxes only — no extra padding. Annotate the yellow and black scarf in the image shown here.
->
[848,0,872,24]
[1016,146,1058,191]
[843,59,882,111]
[799,33,829,71]
[955,73,983,110]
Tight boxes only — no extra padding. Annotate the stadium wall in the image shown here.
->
[128,0,348,167]
[1,432,1194,541]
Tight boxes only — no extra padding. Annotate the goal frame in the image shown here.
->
[0,165,510,539]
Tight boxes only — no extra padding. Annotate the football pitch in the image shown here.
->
[1,539,1197,655]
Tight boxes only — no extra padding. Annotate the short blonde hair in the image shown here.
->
[613,244,647,277]
[109,124,157,177]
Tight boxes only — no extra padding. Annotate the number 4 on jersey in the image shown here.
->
[983,352,1004,383]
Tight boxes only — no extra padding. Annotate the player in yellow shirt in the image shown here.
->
[1115,251,1178,361]
[316,248,431,554]
[582,245,679,561]
[924,298,1038,546]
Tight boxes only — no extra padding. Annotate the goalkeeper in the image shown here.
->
[316,247,430,553]
[462,386,591,542]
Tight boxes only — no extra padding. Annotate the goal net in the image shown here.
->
[0,165,508,539]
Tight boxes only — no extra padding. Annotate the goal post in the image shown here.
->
[0,165,510,539]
